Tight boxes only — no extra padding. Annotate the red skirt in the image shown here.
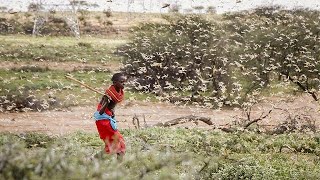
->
[95,120,126,154]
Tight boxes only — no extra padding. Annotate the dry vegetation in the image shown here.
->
[0,11,166,37]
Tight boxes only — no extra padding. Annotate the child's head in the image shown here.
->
[111,73,126,90]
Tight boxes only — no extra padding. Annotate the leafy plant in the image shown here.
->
[0,129,320,179]
[120,15,239,108]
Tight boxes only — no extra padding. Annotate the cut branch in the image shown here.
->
[154,115,213,127]
[244,109,272,129]
[288,76,318,101]
[281,72,318,101]
[218,127,236,133]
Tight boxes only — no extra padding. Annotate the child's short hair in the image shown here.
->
[111,73,125,82]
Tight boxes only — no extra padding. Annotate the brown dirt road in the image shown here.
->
[0,94,319,136]
[0,101,233,136]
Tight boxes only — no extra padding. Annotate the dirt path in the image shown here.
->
[0,102,236,135]
[0,95,319,135]
[2,61,318,135]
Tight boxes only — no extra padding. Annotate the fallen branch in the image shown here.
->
[244,109,272,129]
[154,115,213,127]
[218,127,237,133]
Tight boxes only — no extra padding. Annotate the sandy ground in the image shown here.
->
[0,94,319,136]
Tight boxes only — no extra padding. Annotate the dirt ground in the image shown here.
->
[1,61,320,135]
[0,94,319,136]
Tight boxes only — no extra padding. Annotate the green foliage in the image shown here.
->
[23,133,56,148]
[0,35,124,63]
[120,15,238,107]
[0,15,72,36]
[206,6,216,14]
[200,157,276,179]
[224,7,320,101]
[103,9,112,17]
[120,7,320,108]
[77,42,92,48]
[0,129,320,179]
[11,65,50,72]
[0,69,112,111]
[0,34,130,111]
[0,65,158,112]
[0,143,35,179]
[0,11,117,36]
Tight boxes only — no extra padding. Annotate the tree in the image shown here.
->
[70,0,99,11]
[0,6,7,12]
[27,3,43,12]
[119,15,238,107]
[225,7,320,101]
[193,6,204,13]
[206,6,216,14]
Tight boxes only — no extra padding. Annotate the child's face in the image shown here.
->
[114,76,126,90]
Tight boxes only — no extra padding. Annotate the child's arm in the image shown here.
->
[99,95,110,115]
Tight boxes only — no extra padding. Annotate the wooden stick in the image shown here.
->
[65,75,105,96]
[154,115,213,127]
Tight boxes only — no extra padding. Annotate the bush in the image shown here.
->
[77,42,92,48]
[119,15,239,107]
[120,7,320,108]
[0,90,59,112]
[199,158,276,179]
[0,130,320,179]
[224,7,320,101]
[11,66,49,72]
[23,133,56,148]
[103,9,112,17]
[0,17,16,34]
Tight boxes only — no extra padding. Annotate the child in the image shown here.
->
[93,73,126,160]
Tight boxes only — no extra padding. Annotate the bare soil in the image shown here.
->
[0,94,319,136]
[1,62,319,135]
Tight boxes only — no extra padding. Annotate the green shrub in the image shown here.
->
[0,142,35,180]
[0,130,320,179]
[11,66,49,72]
[103,9,112,17]
[0,90,59,112]
[120,15,238,107]
[77,42,92,48]
[199,158,276,180]
[23,133,56,148]
[224,7,320,101]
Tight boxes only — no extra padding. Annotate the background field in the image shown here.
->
[1,9,320,179]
